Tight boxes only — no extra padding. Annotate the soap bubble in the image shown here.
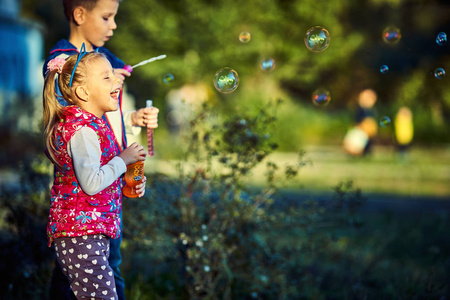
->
[214,67,239,93]
[436,32,447,46]
[379,116,391,127]
[260,58,275,71]
[382,26,401,44]
[163,73,174,85]
[239,31,251,43]
[380,65,389,74]
[312,88,331,106]
[304,26,330,52]
[434,68,445,79]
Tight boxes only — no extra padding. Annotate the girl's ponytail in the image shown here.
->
[43,68,64,168]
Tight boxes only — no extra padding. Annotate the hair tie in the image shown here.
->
[47,57,66,74]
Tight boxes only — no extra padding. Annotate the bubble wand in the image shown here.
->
[146,100,154,157]
[123,54,167,73]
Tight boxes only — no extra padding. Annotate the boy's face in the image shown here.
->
[84,57,122,117]
[80,0,119,48]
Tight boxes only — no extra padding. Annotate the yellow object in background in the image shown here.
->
[394,107,414,145]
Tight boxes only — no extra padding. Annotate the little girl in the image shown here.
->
[43,45,146,299]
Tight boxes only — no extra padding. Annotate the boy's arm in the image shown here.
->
[123,110,142,136]
[69,127,127,195]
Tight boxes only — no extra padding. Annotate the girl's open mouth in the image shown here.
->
[110,88,120,100]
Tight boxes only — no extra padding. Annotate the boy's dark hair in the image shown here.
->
[62,0,121,22]
[63,0,98,22]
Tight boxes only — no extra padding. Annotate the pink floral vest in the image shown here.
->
[47,106,122,246]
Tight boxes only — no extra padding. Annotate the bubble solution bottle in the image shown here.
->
[122,159,144,198]
[122,100,154,198]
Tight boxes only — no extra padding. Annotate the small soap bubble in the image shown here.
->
[305,26,330,52]
[239,31,251,43]
[434,67,445,79]
[379,116,391,127]
[382,26,401,44]
[204,265,210,272]
[214,67,239,93]
[260,58,276,71]
[380,65,389,74]
[436,32,447,46]
[312,89,331,106]
[163,73,174,85]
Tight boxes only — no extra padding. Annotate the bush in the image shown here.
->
[0,154,54,300]
[122,101,368,299]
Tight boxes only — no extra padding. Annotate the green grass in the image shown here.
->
[146,145,450,197]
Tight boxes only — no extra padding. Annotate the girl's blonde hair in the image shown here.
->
[43,51,106,168]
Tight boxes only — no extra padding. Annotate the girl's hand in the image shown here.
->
[135,176,147,198]
[118,142,146,165]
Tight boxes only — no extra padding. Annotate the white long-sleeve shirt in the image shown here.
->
[68,127,127,196]
[105,108,141,148]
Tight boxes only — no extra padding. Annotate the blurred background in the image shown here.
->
[1,0,449,299]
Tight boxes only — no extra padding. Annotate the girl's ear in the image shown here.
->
[75,85,89,102]
[73,6,86,26]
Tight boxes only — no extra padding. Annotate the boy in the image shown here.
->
[42,1,159,299]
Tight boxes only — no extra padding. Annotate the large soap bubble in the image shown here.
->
[214,67,239,93]
[304,26,330,52]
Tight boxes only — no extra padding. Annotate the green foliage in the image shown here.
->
[111,0,363,100]
[107,0,449,146]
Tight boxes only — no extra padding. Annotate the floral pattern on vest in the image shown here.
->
[47,106,122,246]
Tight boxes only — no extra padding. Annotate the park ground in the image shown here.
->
[149,144,450,199]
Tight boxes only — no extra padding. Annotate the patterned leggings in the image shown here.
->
[53,235,118,300]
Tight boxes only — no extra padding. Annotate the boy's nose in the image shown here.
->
[110,19,117,30]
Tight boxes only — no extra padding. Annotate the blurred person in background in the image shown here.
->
[343,89,378,156]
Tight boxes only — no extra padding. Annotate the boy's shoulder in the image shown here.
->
[42,39,78,77]
[42,39,125,77]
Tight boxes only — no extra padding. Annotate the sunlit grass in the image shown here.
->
[148,145,450,197]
